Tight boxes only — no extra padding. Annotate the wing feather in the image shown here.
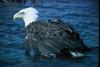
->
[25,21,91,58]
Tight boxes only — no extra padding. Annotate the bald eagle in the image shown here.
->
[13,7,91,58]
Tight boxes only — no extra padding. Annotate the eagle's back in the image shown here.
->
[25,21,91,58]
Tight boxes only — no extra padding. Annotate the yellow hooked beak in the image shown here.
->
[13,12,24,21]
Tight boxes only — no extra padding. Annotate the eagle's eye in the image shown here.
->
[19,12,25,15]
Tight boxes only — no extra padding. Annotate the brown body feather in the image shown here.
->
[24,20,91,58]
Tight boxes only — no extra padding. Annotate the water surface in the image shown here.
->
[0,0,99,67]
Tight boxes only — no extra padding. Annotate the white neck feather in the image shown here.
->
[23,13,38,27]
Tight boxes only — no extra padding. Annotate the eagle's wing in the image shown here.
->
[25,22,91,58]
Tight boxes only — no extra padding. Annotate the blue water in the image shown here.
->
[0,0,99,67]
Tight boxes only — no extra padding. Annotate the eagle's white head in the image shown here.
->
[13,7,39,27]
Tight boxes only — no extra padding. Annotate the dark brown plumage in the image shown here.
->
[24,18,91,58]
